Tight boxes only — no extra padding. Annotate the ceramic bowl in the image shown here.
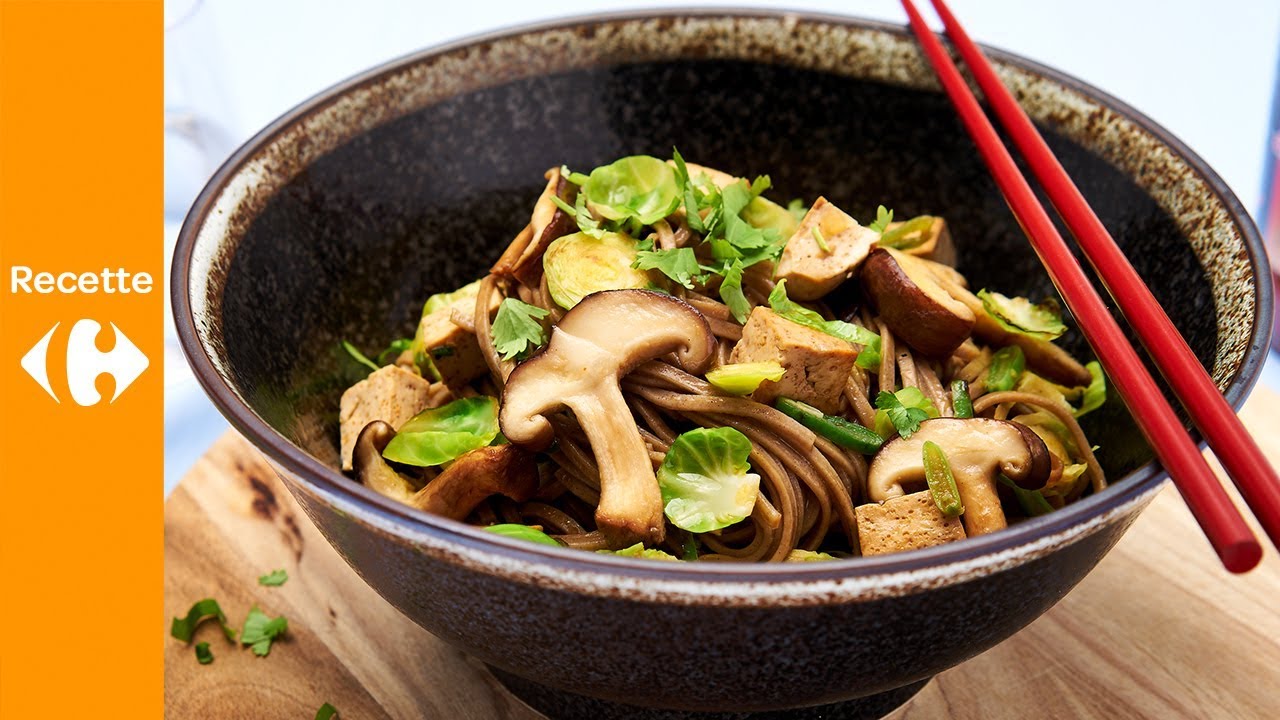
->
[172,10,1271,719]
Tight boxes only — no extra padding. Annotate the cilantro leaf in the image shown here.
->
[316,703,339,720]
[718,260,750,323]
[633,244,702,289]
[767,280,881,367]
[491,298,550,361]
[672,147,713,234]
[875,390,930,439]
[195,642,214,665]
[170,598,236,643]
[868,205,894,234]
[240,606,288,657]
[257,569,288,587]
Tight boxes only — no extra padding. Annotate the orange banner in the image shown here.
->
[0,1,161,716]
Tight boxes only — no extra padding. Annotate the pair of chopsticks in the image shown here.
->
[901,0,1279,573]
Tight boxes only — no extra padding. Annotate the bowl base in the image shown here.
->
[487,666,930,720]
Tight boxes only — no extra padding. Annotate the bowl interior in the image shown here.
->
[181,14,1268,572]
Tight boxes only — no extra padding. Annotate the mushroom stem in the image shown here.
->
[952,468,1006,536]
[566,382,665,547]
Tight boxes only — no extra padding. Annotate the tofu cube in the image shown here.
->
[776,197,879,300]
[729,307,856,415]
[855,491,967,556]
[414,291,501,385]
[339,365,441,471]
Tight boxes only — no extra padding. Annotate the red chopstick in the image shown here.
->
[924,0,1280,558]
[900,0,1262,572]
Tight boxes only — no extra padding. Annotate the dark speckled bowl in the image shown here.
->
[173,10,1271,719]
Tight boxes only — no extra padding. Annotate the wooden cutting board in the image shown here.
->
[164,388,1280,719]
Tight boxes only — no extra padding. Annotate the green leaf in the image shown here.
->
[658,427,760,533]
[785,549,839,562]
[315,703,340,720]
[718,260,750,323]
[544,231,650,309]
[605,543,680,561]
[986,345,1027,393]
[340,341,379,373]
[582,155,681,224]
[671,148,711,234]
[240,606,288,657]
[195,642,213,665]
[257,569,288,587]
[560,164,591,186]
[681,534,699,561]
[705,361,785,395]
[767,280,881,367]
[978,289,1068,341]
[572,191,606,238]
[786,198,808,222]
[868,205,894,234]
[483,523,562,547]
[997,474,1055,516]
[873,388,938,439]
[375,338,413,366]
[491,298,551,360]
[382,396,500,467]
[633,245,703,290]
[170,598,236,643]
[878,215,935,250]
[422,279,482,316]
[1075,361,1106,418]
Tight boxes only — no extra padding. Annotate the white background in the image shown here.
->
[164,0,1280,489]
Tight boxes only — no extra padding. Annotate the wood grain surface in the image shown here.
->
[164,388,1280,719]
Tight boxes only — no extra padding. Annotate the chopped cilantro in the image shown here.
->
[170,598,236,643]
[868,205,894,234]
[491,298,550,361]
[875,390,931,439]
[315,703,339,720]
[340,341,379,373]
[812,226,830,253]
[633,243,703,289]
[257,569,288,587]
[195,642,214,665]
[240,606,288,657]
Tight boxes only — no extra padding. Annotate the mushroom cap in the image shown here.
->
[860,247,976,358]
[501,289,715,449]
[868,417,1052,501]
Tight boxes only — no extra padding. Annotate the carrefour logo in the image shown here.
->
[20,319,148,405]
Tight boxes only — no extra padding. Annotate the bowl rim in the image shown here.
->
[171,7,1272,585]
